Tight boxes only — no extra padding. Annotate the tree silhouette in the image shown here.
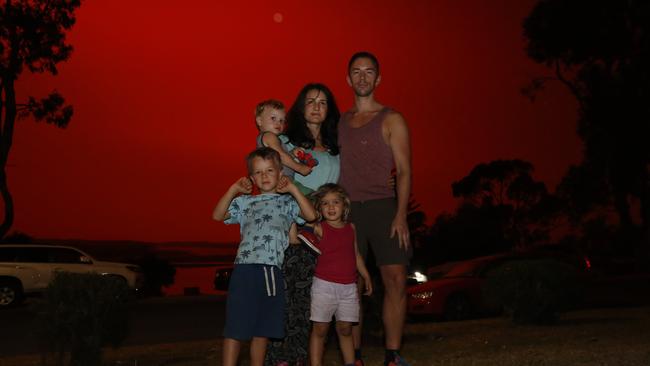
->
[0,0,80,239]
[450,159,559,250]
[523,0,650,251]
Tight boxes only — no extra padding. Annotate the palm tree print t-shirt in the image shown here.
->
[225,193,303,267]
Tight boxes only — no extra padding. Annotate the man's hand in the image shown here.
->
[390,213,410,250]
[233,177,253,194]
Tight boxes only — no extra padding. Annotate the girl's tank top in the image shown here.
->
[314,222,357,284]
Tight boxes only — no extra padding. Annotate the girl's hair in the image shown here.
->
[286,83,340,155]
[311,183,351,222]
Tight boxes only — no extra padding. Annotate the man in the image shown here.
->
[338,51,412,366]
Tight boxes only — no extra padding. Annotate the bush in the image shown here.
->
[483,259,583,324]
[35,272,130,366]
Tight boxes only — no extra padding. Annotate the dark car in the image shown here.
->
[407,254,513,321]
[213,265,233,291]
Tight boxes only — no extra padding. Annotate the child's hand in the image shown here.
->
[276,175,294,194]
[232,177,253,194]
[294,149,319,168]
[361,274,373,296]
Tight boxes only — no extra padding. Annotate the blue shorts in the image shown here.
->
[223,264,286,340]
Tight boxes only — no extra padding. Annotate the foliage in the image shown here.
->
[0,0,80,239]
[433,160,561,258]
[523,0,650,252]
[483,258,583,324]
[35,272,130,366]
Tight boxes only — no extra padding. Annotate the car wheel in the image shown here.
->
[0,279,24,308]
[444,293,473,321]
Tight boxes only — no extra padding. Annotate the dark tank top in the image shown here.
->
[338,107,394,202]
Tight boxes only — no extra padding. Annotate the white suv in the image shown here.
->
[0,244,144,307]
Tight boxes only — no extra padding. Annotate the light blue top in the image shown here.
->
[225,193,304,267]
[293,149,340,191]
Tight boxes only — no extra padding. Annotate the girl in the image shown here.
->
[308,183,372,366]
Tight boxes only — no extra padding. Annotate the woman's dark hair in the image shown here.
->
[286,83,340,155]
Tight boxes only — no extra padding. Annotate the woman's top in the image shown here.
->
[293,148,340,191]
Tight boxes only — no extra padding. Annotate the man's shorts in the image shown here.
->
[351,198,412,266]
[310,277,360,323]
[223,264,285,340]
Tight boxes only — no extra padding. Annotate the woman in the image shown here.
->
[265,83,341,366]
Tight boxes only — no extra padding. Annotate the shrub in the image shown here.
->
[35,272,130,366]
[483,259,583,324]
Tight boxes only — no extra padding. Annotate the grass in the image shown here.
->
[2,306,649,366]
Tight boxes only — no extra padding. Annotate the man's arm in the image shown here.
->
[212,177,252,221]
[385,112,412,250]
[262,133,313,176]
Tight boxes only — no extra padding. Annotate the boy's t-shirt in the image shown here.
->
[225,193,303,267]
[256,133,295,178]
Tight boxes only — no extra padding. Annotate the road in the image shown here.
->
[0,295,227,357]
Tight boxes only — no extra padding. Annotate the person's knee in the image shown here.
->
[312,323,329,338]
[381,265,407,291]
[336,322,353,337]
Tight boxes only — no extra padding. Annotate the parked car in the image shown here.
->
[407,254,514,321]
[0,244,144,307]
[213,265,234,291]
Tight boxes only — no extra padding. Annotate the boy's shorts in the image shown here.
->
[223,264,285,340]
[310,277,359,323]
[351,198,412,266]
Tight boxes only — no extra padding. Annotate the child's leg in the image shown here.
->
[309,321,330,366]
[336,321,355,365]
[289,222,300,244]
[250,336,268,366]
[222,338,241,366]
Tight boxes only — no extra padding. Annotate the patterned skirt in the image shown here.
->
[264,245,317,366]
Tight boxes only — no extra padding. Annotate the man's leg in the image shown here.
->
[222,338,242,366]
[380,264,407,350]
[250,336,269,366]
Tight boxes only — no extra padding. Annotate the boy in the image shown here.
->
[255,99,313,182]
[212,147,317,366]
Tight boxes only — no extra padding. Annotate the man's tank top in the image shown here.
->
[338,107,394,202]
[314,222,356,284]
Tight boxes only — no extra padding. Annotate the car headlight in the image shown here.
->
[411,291,434,299]
[413,271,428,283]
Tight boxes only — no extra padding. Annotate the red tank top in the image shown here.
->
[314,222,357,284]
[338,107,395,202]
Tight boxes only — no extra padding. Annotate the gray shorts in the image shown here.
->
[310,277,359,323]
[350,198,412,266]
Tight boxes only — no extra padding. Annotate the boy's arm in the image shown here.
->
[212,177,252,221]
[277,176,317,222]
[262,133,312,176]
[352,224,373,296]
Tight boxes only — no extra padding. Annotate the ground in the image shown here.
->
[2,306,649,366]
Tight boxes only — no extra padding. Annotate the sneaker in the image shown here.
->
[297,230,321,256]
[385,355,412,366]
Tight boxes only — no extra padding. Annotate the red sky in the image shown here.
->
[10,0,581,243]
